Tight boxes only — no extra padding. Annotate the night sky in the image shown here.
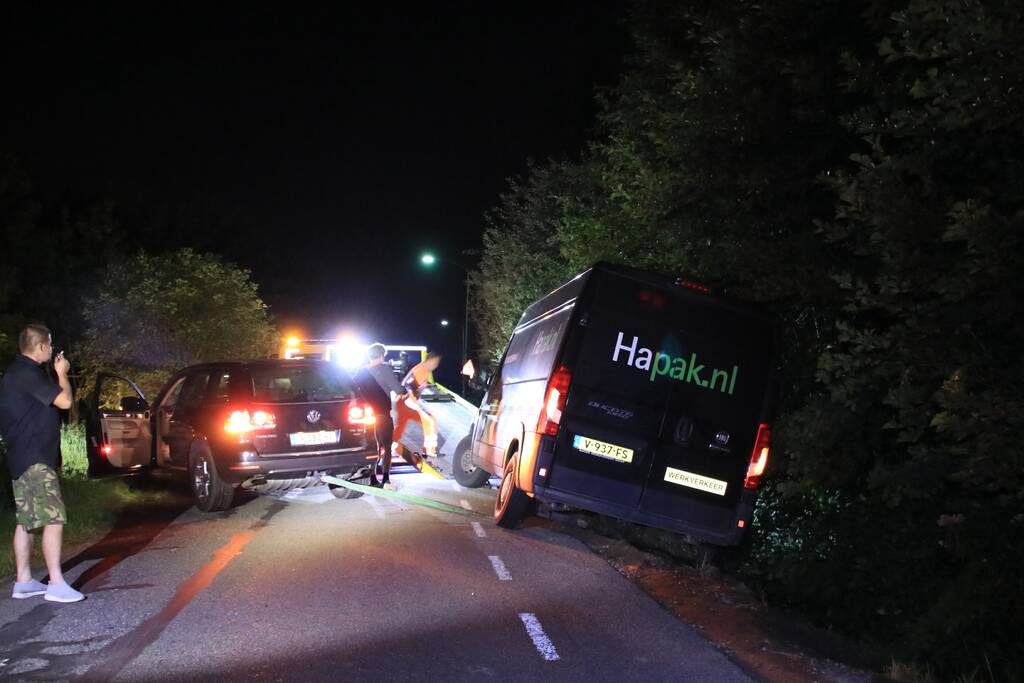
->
[2,4,627,382]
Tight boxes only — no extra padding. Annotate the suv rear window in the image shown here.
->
[249,365,355,403]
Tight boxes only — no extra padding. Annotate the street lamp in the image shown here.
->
[420,251,470,395]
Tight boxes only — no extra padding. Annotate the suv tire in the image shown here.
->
[453,437,490,488]
[191,445,235,512]
[329,476,369,500]
[494,453,530,528]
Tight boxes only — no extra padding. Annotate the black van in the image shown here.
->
[453,263,778,546]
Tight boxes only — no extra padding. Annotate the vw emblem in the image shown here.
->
[306,410,321,424]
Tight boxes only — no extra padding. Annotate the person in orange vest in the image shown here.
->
[392,351,442,462]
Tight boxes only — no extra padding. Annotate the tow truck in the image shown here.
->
[279,337,457,468]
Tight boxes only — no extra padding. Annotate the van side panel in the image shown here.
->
[473,304,575,476]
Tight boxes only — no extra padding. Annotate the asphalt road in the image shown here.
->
[0,400,753,682]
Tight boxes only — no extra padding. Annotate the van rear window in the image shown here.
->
[250,365,354,403]
[502,305,572,384]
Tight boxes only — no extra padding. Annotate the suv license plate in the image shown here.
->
[289,430,340,447]
[572,435,634,463]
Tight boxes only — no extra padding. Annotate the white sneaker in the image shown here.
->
[383,482,398,491]
[12,579,47,599]
[45,582,85,603]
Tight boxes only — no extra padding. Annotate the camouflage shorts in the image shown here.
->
[13,464,66,532]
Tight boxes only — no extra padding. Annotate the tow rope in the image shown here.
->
[400,451,447,481]
[321,474,480,516]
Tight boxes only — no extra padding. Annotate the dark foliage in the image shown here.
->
[473,1,1024,678]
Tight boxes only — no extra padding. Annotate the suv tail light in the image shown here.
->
[225,409,277,433]
[347,403,376,425]
[743,423,772,489]
[538,366,572,436]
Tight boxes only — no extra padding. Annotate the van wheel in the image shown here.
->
[494,454,530,528]
[329,476,369,499]
[453,438,490,488]
[191,447,235,512]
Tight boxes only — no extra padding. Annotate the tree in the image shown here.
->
[470,162,583,363]
[473,0,1024,676]
[0,154,125,365]
[780,1,1024,675]
[80,249,278,399]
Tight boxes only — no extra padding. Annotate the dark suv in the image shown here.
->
[85,360,379,511]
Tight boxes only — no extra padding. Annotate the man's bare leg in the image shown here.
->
[41,524,66,585]
[13,525,34,584]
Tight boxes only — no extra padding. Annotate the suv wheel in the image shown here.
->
[191,446,235,512]
[329,475,370,500]
[494,453,530,528]
[453,438,490,488]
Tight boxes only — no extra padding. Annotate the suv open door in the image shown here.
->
[85,373,152,477]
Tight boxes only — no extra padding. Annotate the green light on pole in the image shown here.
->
[421,253,436,266]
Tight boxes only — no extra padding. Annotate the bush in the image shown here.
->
[60,422,89,478]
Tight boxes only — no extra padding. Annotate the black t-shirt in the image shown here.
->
[0,355,61,479]
[351,367,391,416]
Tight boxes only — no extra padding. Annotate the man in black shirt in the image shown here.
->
[352,343,404,490]
[0,324,84,602]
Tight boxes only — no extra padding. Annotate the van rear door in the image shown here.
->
[550,271,775,531]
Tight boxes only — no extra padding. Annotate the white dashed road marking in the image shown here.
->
[460,499,473,511]
[518,613,560,661]
[471,521,486,538]
[488,555,512,581]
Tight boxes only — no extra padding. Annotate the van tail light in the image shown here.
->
[743,423,772,489]
[347,403,376,425]
[674,278,712,295]
[225,409,277,433]
[101,443,113,456]
[538,366,572,436]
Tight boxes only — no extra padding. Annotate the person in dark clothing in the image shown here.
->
[0,324,84,603]
[352,343,404,490]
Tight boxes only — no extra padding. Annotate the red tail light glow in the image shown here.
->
[743,423,772,489]
[538,366,572,436]
[347,403,376,425]
[674,278,712,295]
[225,409,277,433]
[101,444,113,456]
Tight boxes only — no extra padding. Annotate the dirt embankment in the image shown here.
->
[540,510,883,683]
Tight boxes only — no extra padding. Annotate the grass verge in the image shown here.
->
[0,423,183,580]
